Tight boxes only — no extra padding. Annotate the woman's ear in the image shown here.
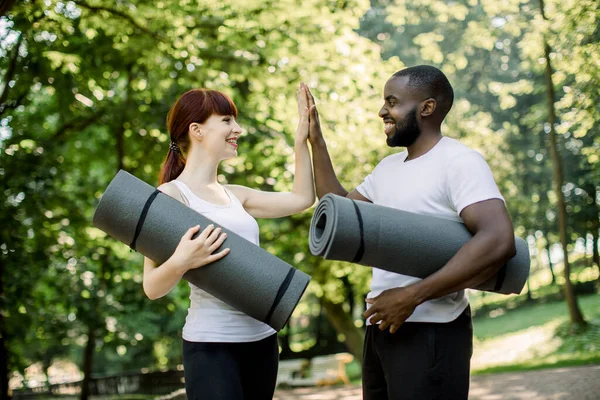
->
[420,98,437,117]
[189,123,203,140]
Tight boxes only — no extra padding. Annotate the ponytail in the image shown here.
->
[158,148,185,185]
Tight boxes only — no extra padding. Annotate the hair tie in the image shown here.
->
[169,141,180,153]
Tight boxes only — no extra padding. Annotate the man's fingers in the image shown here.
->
[309,106,320,127]
[368,313,384,325]
[389,324,399,334]
[373,314,384,325]
[379,320,389,331]
[362,306,377,319]
[306,85,315,107]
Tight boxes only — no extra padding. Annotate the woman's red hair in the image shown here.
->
[159,89,238,185]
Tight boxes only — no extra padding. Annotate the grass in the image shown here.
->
[471,293,600,374]
[344,291,600,381]
[472,292,600,340]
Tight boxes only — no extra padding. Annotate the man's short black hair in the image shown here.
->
[392,65,454,119]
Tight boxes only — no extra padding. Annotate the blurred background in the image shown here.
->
[1,0,598,399]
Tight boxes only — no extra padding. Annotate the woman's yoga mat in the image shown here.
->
[309,194,530,294]
[92,170,310,331]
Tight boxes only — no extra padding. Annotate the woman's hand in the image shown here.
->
[295,83,310,143]
[297,82,309,117]
[171,224,230,274]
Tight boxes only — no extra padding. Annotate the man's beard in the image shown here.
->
[386,108,421,147]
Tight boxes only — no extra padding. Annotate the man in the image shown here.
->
[305,65,516,399]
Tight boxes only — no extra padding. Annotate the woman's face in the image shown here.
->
[196,114,242,160]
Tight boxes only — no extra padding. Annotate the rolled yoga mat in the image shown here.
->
[309,194,530,294]
[92,170,310,331]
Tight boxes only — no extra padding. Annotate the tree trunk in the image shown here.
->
[593,229,600,277]
[586,234,594,268]
[538,0,586,327]
[591,204,600,277]
[321,298,364,364]
[0,256,10,400]
[278,328,292,359]
[341,276,355,317]
[545,240,556,284]
[80,325,95,400]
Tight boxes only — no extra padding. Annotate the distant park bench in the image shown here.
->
[276,358,311,387]
[276,353,354,388]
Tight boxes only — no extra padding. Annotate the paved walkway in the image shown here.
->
[273,365,600,400]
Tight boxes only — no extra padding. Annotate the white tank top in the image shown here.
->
[170,180,276,342]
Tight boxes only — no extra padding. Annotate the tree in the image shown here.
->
[537,0,586,327]
[1,1,394,396]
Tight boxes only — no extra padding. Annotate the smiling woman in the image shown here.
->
[142,85,315,400]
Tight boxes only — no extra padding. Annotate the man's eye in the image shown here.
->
[223,118,231,123]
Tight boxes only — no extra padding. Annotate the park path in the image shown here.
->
[272,364,600,400]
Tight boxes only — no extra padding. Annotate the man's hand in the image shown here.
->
[362,286,421,334]
[304,84,324,145]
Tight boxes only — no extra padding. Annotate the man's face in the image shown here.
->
[379,76,422,148]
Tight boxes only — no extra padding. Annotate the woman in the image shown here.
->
[142,84,314,400]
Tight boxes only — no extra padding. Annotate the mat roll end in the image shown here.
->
[268,270,311,331]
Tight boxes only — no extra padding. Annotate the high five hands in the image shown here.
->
[297,83,324,144]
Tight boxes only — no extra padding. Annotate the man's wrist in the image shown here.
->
[309,136,326,148]
[407,281,432,306]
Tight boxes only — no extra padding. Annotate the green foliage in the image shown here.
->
[0,0,394,385]
[1,0,598,387]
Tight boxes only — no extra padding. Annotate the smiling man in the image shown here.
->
[305,65,516,400]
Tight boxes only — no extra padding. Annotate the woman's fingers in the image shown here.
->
[206,248,230,263]
[195,224,215,242]
[207,231,228,252]
[204,226,222,245]
[182,225,200,241]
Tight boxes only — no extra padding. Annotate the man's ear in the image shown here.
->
[420,99,436,117]
[189,123,202,139]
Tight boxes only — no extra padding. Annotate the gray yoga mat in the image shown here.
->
[92,170,310,331]
[309,194,530,294]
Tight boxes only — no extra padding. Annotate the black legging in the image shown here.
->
[182,334,279,400]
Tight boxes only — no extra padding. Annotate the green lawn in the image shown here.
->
[345,292,600,381]
[472,292,600,340]
[471,293,600,374]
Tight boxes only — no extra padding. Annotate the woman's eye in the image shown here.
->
[223,118,231,123]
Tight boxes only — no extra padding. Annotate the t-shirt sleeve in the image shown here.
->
[356,171,376,201]
[447,151,504,215]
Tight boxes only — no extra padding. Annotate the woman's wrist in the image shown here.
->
[294,138,308,148]
[165,255,188,276]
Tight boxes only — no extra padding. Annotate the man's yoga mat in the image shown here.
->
[309,194,530,294]
[92,170,310,331]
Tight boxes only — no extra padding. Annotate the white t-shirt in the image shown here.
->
[356,136,504,323]
[170,180,276,342]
